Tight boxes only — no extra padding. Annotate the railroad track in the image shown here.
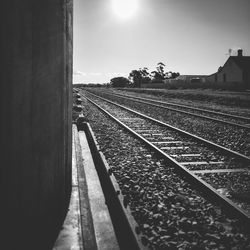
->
[87,89,250,129]
[81,90,250,225]
[74,88,250,249]
[84,89,250,158]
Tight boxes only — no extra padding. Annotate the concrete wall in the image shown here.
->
[0,1,72,249]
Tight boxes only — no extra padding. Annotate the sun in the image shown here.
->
[111,0,139,20]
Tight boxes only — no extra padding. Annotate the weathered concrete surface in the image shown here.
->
[0,1,73,249]
[53,126,119,250]
[78,130,119,250]
[53,126,83,250]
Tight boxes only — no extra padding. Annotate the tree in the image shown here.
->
[129,63,180,86]
[156,62,166,78]
[165,71,180,79]
[129,70,142,87]
[151,62,167,83]
[140,67,151,84]
[110,76,129,88]
[129,67,151,87]
[151,62,180,81]
[169,72,180,79]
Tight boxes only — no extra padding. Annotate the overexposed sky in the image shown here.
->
[73,0,250,83]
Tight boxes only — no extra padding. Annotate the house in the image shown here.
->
[206,49,250,88]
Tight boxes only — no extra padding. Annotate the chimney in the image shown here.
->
[238,49,243,57]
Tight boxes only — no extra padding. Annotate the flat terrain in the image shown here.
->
[114,88,250,117]
[74,87,250,250]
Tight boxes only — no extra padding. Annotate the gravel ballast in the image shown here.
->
[78,94,250,250]
[86,90,250,157]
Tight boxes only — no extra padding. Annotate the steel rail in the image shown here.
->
[112,90,250,122]
[84,94,250,226]
[87,90,250,130]
[86,91,250,163]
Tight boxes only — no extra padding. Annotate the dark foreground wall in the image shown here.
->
[0,1,72,249]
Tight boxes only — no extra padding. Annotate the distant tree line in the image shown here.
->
[110,62,180,88]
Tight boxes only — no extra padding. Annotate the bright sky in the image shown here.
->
[73,0,250,84]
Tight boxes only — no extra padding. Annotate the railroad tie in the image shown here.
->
[160,146,189,150]
[152,140,183,145]
[191,168,249,174]
[170,153,201,157]
[179,161,224,166]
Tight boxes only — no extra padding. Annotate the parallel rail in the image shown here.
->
[83,91,250,225]
[86,91,250,163]
[87,89,250,129]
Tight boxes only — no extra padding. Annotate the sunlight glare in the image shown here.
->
[111,0,139,20]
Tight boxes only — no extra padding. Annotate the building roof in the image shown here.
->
[230,56,250,72]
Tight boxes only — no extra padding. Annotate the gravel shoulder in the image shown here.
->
[78,93,250,250]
